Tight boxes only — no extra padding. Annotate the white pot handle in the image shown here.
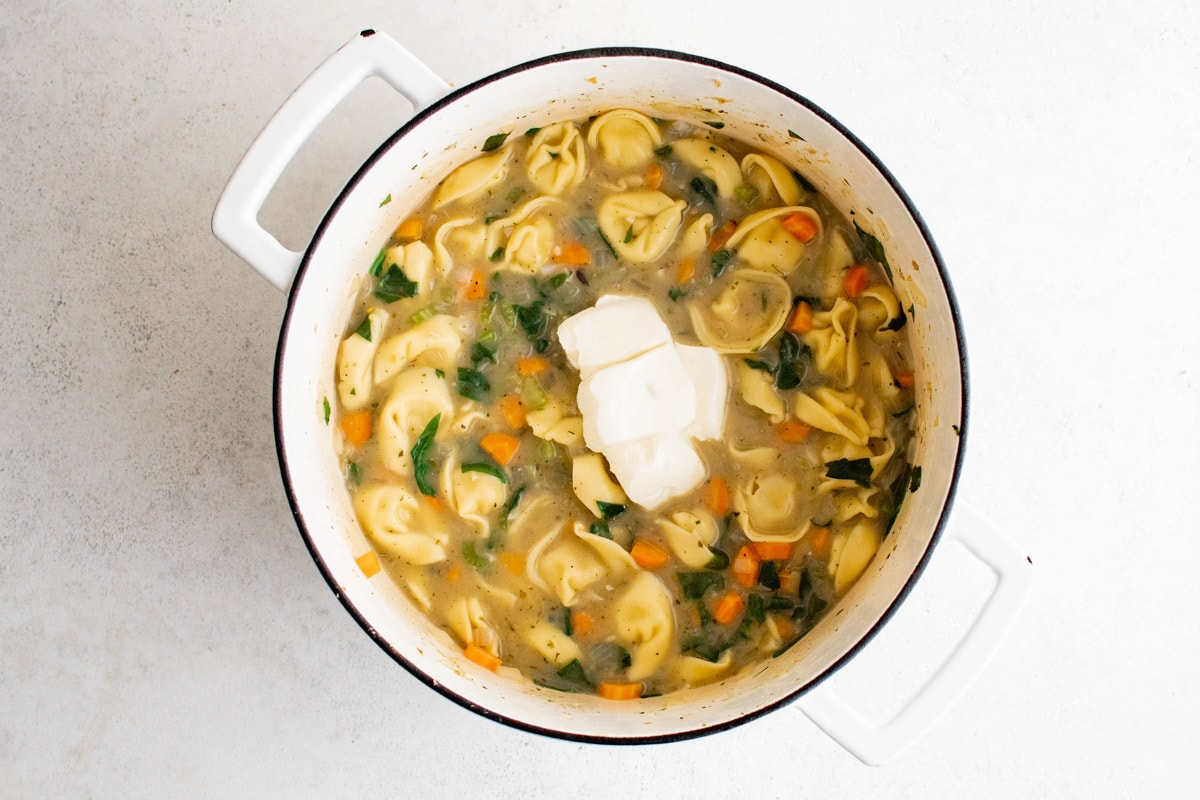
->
[797,503,1033,765]
[212,30,449,292]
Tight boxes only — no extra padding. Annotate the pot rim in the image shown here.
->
[271,44,969,745]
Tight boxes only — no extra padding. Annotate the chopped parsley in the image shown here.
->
[787,129,804,140]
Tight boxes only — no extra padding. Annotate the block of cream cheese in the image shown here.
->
[556,295,671,379]
[675,344,728,441]
[577,342,697,451]
[604,434,707,510]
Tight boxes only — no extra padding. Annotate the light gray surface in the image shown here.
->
[2,1,1197,796]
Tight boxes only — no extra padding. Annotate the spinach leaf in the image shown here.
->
[456,367,490,402]
[514,300,548,339]
[825,457,874,489]
[758,560,781,591]
[690,175,718,206]
[854,220,892,281]
[487,484,526,549]
[374,264,418,303]
[910,465,923,493]
[705,547,730,570]
[481,132,509,152]
[471,341,496,367]
[743,357,776,374]
[678,571,724,601]
[654,144,674,158]
[353,316,373,341]
[711,249,733,277]
[411,414,441,496]
[548,271,571,288]
[588,520,612,539]
[461,461,508,483]
[596,500,626,520]
[369,248,387,277]
[776,332,807,390]
[556,658,591,687]
[322,397,330,424]
[704,120,725,129]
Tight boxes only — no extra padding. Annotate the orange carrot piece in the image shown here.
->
[809,526,832,560]
[499,395,527,429]
[499,552,525,576]
[355,550,381,578]
[463,643,502,671]
[551,242,591,266]
[778,569,801,595]
[732,545,761,588]
[776,421,811,444]
[894,371,916,389]
[445,564,462,583]
[708,220,738,253]
[424,494,444,512]
[712,590,746,625]
[480,432,520,466]
[630,538,670,569]
[772,613,797,643]
[597,681,644,700]
[570,610,595,637]
[780,211,819,243]
[340,411,373,448]
[704,477,730,517]
[786,300,814,334]
[675,256,695,284]
[516,357,549,376]
[464,268,488,301]
[644,162,663,190]
[844,265,869,298]
[751,541,795,562]
[394,216,423,241]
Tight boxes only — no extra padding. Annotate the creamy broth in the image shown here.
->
[333,110,915,698]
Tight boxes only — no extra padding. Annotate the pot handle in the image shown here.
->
[212,30,449,292]
[796,503,1033,765]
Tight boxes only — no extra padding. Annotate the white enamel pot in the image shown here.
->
[213,31,1032,764]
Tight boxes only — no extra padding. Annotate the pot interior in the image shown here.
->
[275,48,965,741]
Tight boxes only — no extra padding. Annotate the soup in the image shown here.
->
[332,109,915,699]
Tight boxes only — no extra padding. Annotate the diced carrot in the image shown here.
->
[499,395,527,429]
[776,421,811,444]
[464,268,488,301]
[424,495,444,512]
[712,589,746,625]
[355,550,381,578]
[772,613,796,643]
[480,432,520,466]
[708,220,738,253]
[778,569,801,595]
[394,216,423,241]
[675,256,695,284]
[341,411,373,448]
[704,476,730,517]
[780,211,819,244]
[786,300,814,334]
[517,357,549,376]
[597,681,644,700]
[463,643,502,671]
[500,552,525,576]
[844,265,869,298]
[551,242,591,266]
[809,526,832,560]
[732,545,761,588]
[630,538,670,569]
[445,564,462,583]
[750,541,795,562]
[644,162,663,190]
[570,610,595,637]
[894,371,916,389]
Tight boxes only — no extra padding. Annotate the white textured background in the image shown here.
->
[2,1,1197,796]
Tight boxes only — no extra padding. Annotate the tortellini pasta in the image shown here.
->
[828,516,884,595]
[447,596,498,655]
[678,212,714,256]
[725,206,821,275]
[354,484,448,565]
[741,153,802,206]
[736,360,786,423]
[672,138,741,198]
[525,526,607,607]
[571,452,629,518]
[525,122,588,195]
[525,402,584,446]
[442,453,508,538]
[674,650,733,684]
[688,268,791,353]
[375,367,454,476]
[597,190,687,264]
[792,387,874,446]
[523,620,583,667]
[337,306,389,410]
[433,144,512,208]
[586,109,662,169]
[613,572,675,681]
[373,314,466,385]
[432,217,486,277]
[659,510,720,569]
[734,473,814,543]
[484,196,560,273]
[383,240,436,290]
[803,297,860,389]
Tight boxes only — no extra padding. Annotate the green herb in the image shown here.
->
[369,248,387,277]
[733,184,759,205]
[353,316,372,341]
[456,367,490,402]
[596,500,627,520]
[776,332,807,390]
[623,224,634,244]
[654,144,673,158]
[678,571,724,601]
[787,129,804,140]
[768,596,795,612]
[471,341,496,367]
[322,397,330,424]
[435,368,445,379]
[684,639,732,663]
[407,307,434,325]
[711,249,733,277]
[484,215,500,225]
[825,457,874,489]
[758,560,781,591]
[704,120,725,129]
[489,246,505,262]
[488,484,526,549]
[883,308,908,332]
[347,461,361,485]
[481,132,509,152]
[462,541,489,570]
[908,303,915,319]
[548,151,559,159]
[738,594,767,637]
[668,287,687,302]
[743,358,776,374]
[524,127,541,138]
[514,300,548,339]
[882,463,912,534]
[411,414,440,496]
[792,169,816,193]
[560,607,573,636]
[549,271,571,288]
[952,424,961,437]
[854,221,893,281]
[462,461,508,483]
[506,185,526,204]
[556,659,591,687]
[374,264,418,303]
[378,193,391,207]
[690,175,718,206]
[588,520,611,539]
[705,547,730,570]
[910,465,923,493]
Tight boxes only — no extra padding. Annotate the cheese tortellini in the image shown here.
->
[613,572,675,681]
[688,268,791,353]
[725,206,821,275]
[587,109,663,169]
[354,484,448,565]
[597,190,687,264]
[433,144,512,208]
[526,122,588,195]
[337,307,389,410]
